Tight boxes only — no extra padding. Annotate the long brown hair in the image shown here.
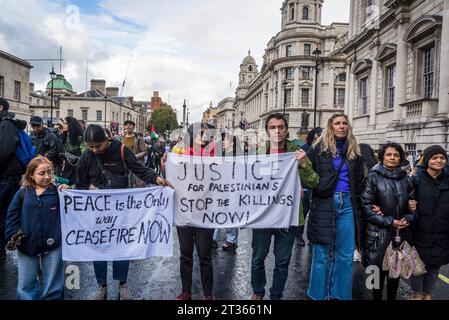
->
[313,113,360,160]
[22,156,54,188]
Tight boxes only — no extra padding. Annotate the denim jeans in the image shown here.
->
[251,228,296,300]
[93,261,130,285]
[16,247,64,300]
[307,192,355,300]
[0,177,21,251]
[213,228,239,244]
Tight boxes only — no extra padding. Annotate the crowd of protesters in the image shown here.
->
[1,96,448,301]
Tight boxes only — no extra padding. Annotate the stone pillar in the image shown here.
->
[277,70,283,111]
[328,67,335,109]
[346,63,355,122]
[344,64,351,116]
[394,18,409,122]
[437,0,449,116]
[293,67,300,107]
[369,60,378,126]
[349,0,355,38]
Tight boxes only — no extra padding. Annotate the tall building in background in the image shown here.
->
[0,50,32,121]
[343,0,449,154]
[227,0,349,140]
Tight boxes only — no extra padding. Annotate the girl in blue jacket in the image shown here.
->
[5,156,70,300]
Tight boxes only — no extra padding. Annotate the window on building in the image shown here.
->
[285,88,293,107]
[304,44,311,56]
[302,67,310,79]
[30,109,35,116]
[249,65,253,72]
[334,88,346,107]
[360,78,368,115]
[43,111,49,118]
[285,67,294,80]
[405,144,417,158]
[386,64,396,109]
[44,100,47,106]
[97,110,102,122]
[82,109,88,121]
[14,81,21,101]
[423,47,435,99]
[37,99,40,105]
[286,45,293,57]
[29,97,32,103]
[301,89,309,105]
[0,76,4,98]
[68,109,73,118]
[338,74,347,82]
[56,111,60,119]
[290,3,295,21]
[303,6,309,20]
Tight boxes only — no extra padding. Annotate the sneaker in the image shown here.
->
[212,240,218,249]
[118,284,133,300]
[410,292,424,300]
[203,293,214,300]
[423,294,432,301]
[251,293,263,300]
[353,249,361,262]
[92,285,107,300]
[222,242,237,251]
[176,292,192,300]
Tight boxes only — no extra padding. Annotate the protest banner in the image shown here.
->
[59,187,174,262]
[166,153,301,229]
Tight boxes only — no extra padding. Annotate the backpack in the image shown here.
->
[16,129,37,168]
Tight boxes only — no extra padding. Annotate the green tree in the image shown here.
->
[150,107,179,134]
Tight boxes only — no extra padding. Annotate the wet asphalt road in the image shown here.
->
[1,228,448,300]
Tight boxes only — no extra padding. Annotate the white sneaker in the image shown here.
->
[92,285,107,300]
[118,284,133,300]
[353,249,362,262]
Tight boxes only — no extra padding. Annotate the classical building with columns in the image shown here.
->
[229,0,349,139]
[343,0,449,154]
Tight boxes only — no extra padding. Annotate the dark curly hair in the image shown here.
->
[378,141,405,164]
[64,117,84,145]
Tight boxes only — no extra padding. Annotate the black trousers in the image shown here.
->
[373,271,400,300]
[0,177,21,251]
[177,227,214,294]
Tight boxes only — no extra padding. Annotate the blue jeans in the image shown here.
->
[16,247,64,300]
[213,228,239,244]
[308,192,355,300]
[251,228,296,300]
[93,261,130,285]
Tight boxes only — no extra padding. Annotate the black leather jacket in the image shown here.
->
[360,163,416,268]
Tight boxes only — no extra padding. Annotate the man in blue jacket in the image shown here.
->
[0,98,27,261]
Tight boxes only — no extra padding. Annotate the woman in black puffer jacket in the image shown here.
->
[409,145,449,300]
[360,142,415,300]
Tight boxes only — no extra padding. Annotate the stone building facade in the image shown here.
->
[229,0,349,140]
[343,0,449,154]
[0,50,32,121]
[217,97,236,129]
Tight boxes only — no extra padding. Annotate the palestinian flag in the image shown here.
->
[150,124,159,141]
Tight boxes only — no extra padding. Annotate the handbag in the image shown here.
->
[313,152,347,199]
[382,230,427,279]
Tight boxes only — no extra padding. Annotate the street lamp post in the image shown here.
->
[104,96,107,129]
[282,80,289,116]
[312,47,322,128]
[49,66,56,126]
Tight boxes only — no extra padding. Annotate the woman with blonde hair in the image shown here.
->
[306,113,364,300]
[5,156,70,300]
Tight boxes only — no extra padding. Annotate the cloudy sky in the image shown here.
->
[0,0,350,123]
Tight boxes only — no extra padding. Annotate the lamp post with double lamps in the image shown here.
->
[312,47,322,128]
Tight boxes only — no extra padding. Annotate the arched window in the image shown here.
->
[249,65,253,72]
[290,3,295,21]
[303,6,309,20]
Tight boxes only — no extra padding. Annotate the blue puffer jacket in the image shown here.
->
[5,184,61,256]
